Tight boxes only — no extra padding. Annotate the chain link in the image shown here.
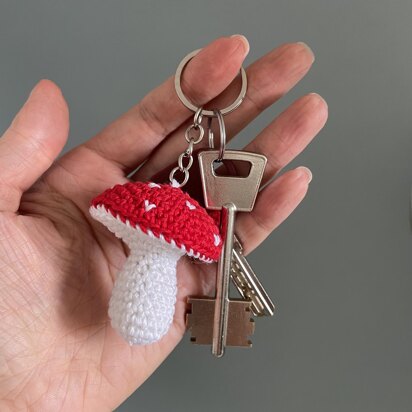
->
[184,124,204,144]
[169,109,205,188]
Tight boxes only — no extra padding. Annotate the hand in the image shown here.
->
[0,36,327,411]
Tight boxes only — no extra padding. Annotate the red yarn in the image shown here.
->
[91,182,222,261]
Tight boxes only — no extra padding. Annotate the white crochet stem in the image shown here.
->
[90,206,185,345]
[109,233,184,345]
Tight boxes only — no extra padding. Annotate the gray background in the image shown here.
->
[1,1,412,411]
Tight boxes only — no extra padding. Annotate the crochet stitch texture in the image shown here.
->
[90,182,222,345]
[91,182,221,261]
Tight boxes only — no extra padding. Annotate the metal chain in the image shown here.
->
[169,108,205,188]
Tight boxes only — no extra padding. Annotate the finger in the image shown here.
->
[134,42,315,181]
[135,92,327,193]
[0,80,69,212]
[83,35,249,172]
[236,166,313,255]
[245,93,328,184]
[217,93,327,188]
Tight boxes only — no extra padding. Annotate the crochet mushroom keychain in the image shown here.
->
[89,48,252,346]
[90,181,222,345]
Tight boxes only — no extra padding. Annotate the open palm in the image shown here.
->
[0,36,327,411]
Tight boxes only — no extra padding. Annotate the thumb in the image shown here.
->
[0,80,69,212]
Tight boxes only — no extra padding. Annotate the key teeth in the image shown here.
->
[231,238,276,317]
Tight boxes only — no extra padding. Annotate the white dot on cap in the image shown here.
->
[144,200,156,212]
[214,234,221,247]
[186,200,196,210]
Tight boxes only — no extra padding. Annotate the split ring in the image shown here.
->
[208,110,226,160]
[174,49,247,117]
[214,109,226,161]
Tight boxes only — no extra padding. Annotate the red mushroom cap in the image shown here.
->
[90,182,222,262]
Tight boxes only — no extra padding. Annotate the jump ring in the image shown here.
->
[169,167,189,188]
[193,107,203,126]
[185,124,204,144]
[175,49,247,117]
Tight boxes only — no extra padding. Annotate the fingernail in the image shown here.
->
[29,79,46,97]
[230,34,250,56]
[28,79,55,100]
[297,166,313,183]
[308,92,328,109]
[296,41,315,62]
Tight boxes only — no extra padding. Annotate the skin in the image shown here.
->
[0,35,328,411]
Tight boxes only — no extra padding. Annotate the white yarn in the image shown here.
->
[90,206,185,345]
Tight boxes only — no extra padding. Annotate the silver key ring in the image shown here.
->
[208,109,226,161]
[174,49,247,118]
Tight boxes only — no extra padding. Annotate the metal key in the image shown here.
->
[231,235,275,317]
[187,207,254,351]
[187,149,267,357]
